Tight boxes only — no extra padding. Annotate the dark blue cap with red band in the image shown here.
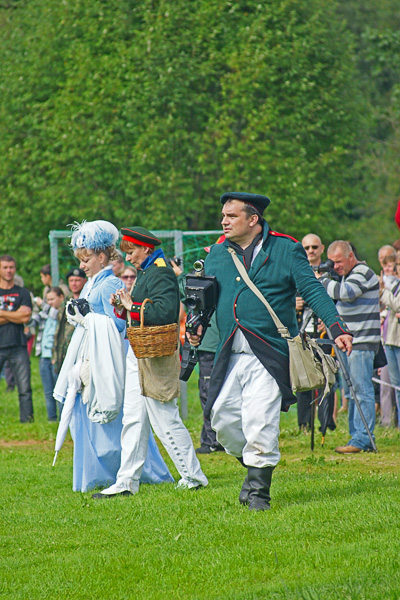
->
[220,192,270,215]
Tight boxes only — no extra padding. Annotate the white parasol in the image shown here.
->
[52,360,82,466]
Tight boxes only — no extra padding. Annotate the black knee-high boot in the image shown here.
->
[239,476,250,505]
[247,466,274,511]
[236,457,250,505]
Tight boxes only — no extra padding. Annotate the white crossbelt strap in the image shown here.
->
[227,247,291,340]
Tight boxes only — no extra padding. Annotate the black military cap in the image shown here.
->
[66,267,87,279]
[121,226,162,248]
[220,192,270,215]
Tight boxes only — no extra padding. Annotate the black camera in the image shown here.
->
[312,259,335,274]
[67,298,91,317]
[183,260,218,335]
[180,260,218,381]
[183,261,218,335]
[313,259,341,282]
[167,257,182,267]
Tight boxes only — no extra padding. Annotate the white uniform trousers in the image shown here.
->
[104,347,208,494]
[211,352,282,468]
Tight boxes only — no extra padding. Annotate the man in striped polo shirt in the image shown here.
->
[321,240,380,453]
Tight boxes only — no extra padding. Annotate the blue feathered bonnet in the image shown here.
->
[70,220,119,252]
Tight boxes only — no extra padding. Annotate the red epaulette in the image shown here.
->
[269,231,299,243]
[129,301,142,322]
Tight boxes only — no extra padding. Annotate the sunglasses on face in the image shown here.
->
[304,245,320,251]
[121,275,136,280]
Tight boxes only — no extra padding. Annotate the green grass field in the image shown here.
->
[1,357,400,600]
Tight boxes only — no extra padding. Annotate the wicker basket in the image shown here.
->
[126,298,178,358]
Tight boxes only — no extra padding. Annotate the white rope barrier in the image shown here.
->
[372,377,400,392]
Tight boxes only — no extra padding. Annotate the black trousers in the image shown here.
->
[296,389,335,432]
[198,351,218,448]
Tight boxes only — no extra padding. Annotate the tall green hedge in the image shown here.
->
[0,0,391,287]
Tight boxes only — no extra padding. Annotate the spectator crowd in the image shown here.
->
[296,236,400,445]
[1,214,399,484]
[0,259,90,422]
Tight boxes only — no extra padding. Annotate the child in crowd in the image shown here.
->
[382,255,398,288]
[32,286,64,421]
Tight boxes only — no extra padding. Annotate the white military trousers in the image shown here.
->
[106,347,208,493]
[211,351,282,468]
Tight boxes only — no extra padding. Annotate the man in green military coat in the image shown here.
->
[187,192,352,511]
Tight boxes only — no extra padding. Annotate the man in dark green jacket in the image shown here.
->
[187,192,352,512]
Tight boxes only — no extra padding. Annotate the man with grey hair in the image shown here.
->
[321,240,380,453]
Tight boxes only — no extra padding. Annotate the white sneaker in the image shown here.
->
[175,478,207,490]
[100,480,139,495]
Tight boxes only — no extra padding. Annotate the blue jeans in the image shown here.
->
[39,357,59,421]
[348,396,355,437]
[383,344,400,427]
[0,346,33,422]
[341,349,376,450]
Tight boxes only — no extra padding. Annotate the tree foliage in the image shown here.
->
[0,0,392,286]
[334,0,400,269]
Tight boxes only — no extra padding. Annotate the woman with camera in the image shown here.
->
[92,226,208,499]
[54,220,173,492]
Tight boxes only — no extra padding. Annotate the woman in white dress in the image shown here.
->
[54,220,173,492]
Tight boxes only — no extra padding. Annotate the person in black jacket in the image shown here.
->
[0,255,34,422]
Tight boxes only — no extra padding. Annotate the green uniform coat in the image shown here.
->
[128,260,180,327]
[203,223,350,416]
[125,252,181,402]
